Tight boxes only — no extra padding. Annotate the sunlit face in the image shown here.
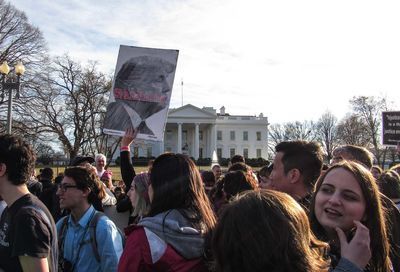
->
[314,168,366,234]
[270,152,292,195]
[96,158,105,170]
[212,166,222,180]
[101,177,113,189]
[127,185,137,206]
[56,176,86,210]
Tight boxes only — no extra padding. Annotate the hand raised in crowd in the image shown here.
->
[336,220,371,269]
[121,127,138,147]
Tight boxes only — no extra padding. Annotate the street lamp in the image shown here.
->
[0,60,25,134]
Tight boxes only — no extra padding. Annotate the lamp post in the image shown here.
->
[0,60,25,134]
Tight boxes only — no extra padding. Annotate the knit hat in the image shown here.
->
[132,172,151,217]
[101,170,112,180]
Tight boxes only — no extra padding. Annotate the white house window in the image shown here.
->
[199,131,203,141]
[243,148,248,158]
[217,148,222,159]
[230,148,235,158]
[147,146,152,157]
[217,130,222,140]
[256,131,262,141]
[256,149,262,158]
[230,131,235,141]
[166,130,172,141]
[243,131,248,141]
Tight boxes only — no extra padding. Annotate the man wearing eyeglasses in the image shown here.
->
[56,166,123,272]
[0,134,58,272]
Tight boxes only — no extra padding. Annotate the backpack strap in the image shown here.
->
[89,211,105,263]
[58,216,69,259]
[88,210,126,263]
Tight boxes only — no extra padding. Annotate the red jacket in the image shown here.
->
[118,225,209,272]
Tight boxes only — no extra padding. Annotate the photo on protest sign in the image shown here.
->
[103,45,179,141]
[382,111,400,146]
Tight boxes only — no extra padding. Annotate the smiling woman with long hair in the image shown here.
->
[118,153,216,272]
[309,161,392,271]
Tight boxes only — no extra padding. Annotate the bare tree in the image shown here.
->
[268,123,286,154]
[19,55,115,160]
[283,121,317,142]
[350,96,386,164]
[316,111,338,161]
[0,0,46,66]
[0,0,47,132]
[337,114,370,146]
[268,121,317,154]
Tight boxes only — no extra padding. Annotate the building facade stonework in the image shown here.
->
[130,104,269,160]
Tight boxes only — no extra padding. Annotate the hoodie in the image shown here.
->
[138,209,204,259]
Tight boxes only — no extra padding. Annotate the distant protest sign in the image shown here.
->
[382,111,400,146]
[103,45,179,141]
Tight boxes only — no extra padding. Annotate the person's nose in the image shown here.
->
[327,192,341,206]
[56,187,62,196]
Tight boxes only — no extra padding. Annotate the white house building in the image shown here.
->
[129,104,269,160]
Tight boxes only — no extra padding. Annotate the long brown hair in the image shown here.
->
[148,153,216,232]
[309,161,391,272]
[213,190,330,272]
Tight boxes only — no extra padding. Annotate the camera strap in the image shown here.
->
[59,209,96,272]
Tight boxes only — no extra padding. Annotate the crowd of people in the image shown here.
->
[0,131,400,272]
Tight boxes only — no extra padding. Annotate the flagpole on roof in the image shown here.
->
[181,79,184,107]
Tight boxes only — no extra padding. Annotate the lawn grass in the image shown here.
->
[36,165,258,182]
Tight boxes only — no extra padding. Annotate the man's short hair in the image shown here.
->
[228,162,250,173]
[333,145,374,169]
[378,170,400,199]
[231,155,245,164]
[0,134,36,185]
[40,167,54,180]
[275,141,323,189]
[70,155,95,166]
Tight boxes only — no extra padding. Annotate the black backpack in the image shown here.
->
[58,211,125,262]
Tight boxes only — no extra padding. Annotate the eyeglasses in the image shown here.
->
[58,183,78,192]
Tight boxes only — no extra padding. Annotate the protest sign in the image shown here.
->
[103,45,179,141]
[382,111,400,146]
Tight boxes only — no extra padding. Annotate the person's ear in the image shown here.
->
[0,163,7,177]
[288,168,301,184]
[82,187,91,198]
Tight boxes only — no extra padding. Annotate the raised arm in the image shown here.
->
[120,128,137,190]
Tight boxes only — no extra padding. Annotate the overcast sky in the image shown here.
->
[12,0,400,124]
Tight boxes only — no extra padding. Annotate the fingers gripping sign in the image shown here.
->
[335,220,371,270]
[121,127,138,148]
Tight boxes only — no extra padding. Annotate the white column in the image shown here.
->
[210,124,216,157]
[194,123,200,160]
[159,141,164,155]
[177,123,182,154]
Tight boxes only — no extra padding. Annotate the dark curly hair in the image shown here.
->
[64,166,104,204]
[0,134,36,185]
